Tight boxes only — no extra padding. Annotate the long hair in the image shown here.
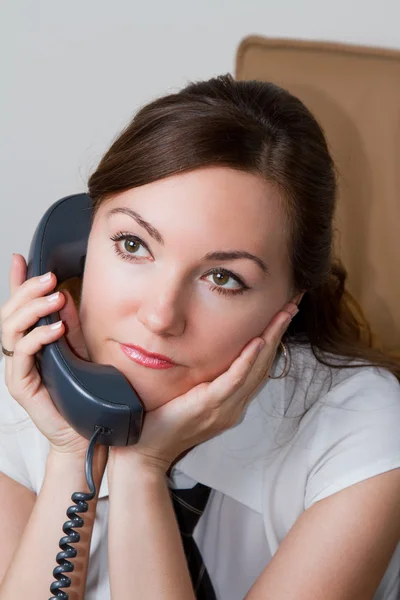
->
[84,74,399,385]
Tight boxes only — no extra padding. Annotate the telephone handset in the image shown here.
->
[26,194,147,598]
[26,193,144,446]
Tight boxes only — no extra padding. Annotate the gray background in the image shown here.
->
[1,0,400,307]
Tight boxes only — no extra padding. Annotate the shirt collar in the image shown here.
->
[99,392,279,513]
[98,354,287,513]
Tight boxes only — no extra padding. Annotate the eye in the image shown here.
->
[204,269,248,297]
[110,232,151,260]
[110,232,250,297]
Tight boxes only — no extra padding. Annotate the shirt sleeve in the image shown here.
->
[304,366,400,509]
[0,358,36,490]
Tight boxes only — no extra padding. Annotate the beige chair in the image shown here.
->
[235,36,400,354]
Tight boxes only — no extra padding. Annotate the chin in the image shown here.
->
[126,383,173,411]
[126,372,197,411]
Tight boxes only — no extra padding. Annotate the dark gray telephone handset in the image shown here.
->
[26,193,145,599]
[26,192,144,446]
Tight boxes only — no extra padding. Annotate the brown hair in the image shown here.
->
[79,74,399,391]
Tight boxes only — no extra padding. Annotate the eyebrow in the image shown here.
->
[107,206,270,275]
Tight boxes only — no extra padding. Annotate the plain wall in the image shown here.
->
[1,0,400,306]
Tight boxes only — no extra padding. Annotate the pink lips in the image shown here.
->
[120,344,177,369]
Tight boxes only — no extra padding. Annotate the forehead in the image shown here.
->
[95,166,289,255]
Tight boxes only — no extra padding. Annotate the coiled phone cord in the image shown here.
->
[49,425,105,600]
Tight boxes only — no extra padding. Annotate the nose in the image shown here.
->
[136,277,187,337]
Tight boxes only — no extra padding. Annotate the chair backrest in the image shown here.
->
[235,36,400,353]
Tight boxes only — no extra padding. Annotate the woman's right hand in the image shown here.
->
[0,253,92,457]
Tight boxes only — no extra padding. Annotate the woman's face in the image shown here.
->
[79,166,295,410]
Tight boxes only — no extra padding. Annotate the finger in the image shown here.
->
[59,289,89,359]
[11,321,65,384]
[9,254,27,298]
[1,291,65,355]
[196,304,298,410]
[283,294,303,319]
[291,292,303,306]
[251,310,294,382]
[207,337,265,403]
[1,270,58,323]
[259,309,294,348]
[3,254,26,368]
[209,309,294,407]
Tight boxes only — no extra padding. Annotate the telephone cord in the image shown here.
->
[48,425,105,600]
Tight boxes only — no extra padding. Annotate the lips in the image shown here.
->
[120,344,177,365]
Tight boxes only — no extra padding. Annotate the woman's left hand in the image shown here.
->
[109,301,299,474]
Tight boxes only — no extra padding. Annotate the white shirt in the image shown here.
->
[1,343,400,599]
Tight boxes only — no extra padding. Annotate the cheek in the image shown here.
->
[79,252,122,337]
[209,289,290,371]
[195,308,268,380]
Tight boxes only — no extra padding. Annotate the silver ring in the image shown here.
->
[1,345,14,357]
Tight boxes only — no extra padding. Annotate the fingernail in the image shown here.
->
[257,339,265,352]
[286,304,299,318]
[40,272,51,283]
[51,320,63,330]
[47,292,60,303]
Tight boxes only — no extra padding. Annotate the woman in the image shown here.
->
[1,74,400,600]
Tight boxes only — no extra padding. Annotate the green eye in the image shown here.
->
[110,232,150,260]
[212,271,230,286]
[205,268,246,296]
[124,239,140,253]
